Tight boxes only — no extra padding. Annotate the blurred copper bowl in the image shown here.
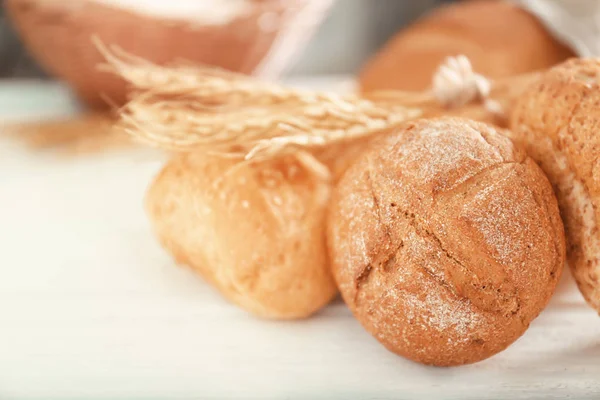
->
[6,0,327,108]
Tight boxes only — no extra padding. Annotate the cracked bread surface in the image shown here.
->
[510,58,600,313]
[327,117,565,366]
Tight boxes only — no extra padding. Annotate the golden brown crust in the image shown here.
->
[5,0,288,107]
[328,117,565,366]
[359,0,574,93]
[510,58,600,313]
[146,153,337,319]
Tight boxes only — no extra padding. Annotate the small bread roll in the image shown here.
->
[328,118,565,366]
[359,0,573,92]
[510,58,600,313]
[146,153,337,319]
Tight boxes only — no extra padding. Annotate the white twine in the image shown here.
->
[432,55,502,114]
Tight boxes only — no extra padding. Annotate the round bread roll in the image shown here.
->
[510,58,600,313]
[327,117,565,366]
[146,152,337,319]
[6,0,318,108]
[359,0,574,93]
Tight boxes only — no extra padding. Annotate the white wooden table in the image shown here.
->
[1,80,599,400]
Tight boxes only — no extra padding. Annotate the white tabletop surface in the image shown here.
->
[1,80,600,400]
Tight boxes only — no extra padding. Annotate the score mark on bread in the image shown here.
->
[327,117,565,366]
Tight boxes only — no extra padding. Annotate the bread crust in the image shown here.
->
[359,0,573,92]
[328,117,565,366]
[510,58,600,313]
[146,153,337,319]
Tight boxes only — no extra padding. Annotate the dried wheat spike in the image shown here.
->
[98,40,422,161]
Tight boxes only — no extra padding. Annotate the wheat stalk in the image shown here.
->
[97,40,422,163]
[98,39,539,179]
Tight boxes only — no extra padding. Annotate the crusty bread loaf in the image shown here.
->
[146,153,337,319]
[5,0,295,107]
[510,58,600,313]
[327,117,565,366]
[359,0,573,93]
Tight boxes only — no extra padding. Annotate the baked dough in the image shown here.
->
[146,152,337,319]
[511,58,600,313]
[359,0,573,93]
[328,117,565,366]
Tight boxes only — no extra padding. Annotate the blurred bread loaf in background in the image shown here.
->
[359,0,575,92]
